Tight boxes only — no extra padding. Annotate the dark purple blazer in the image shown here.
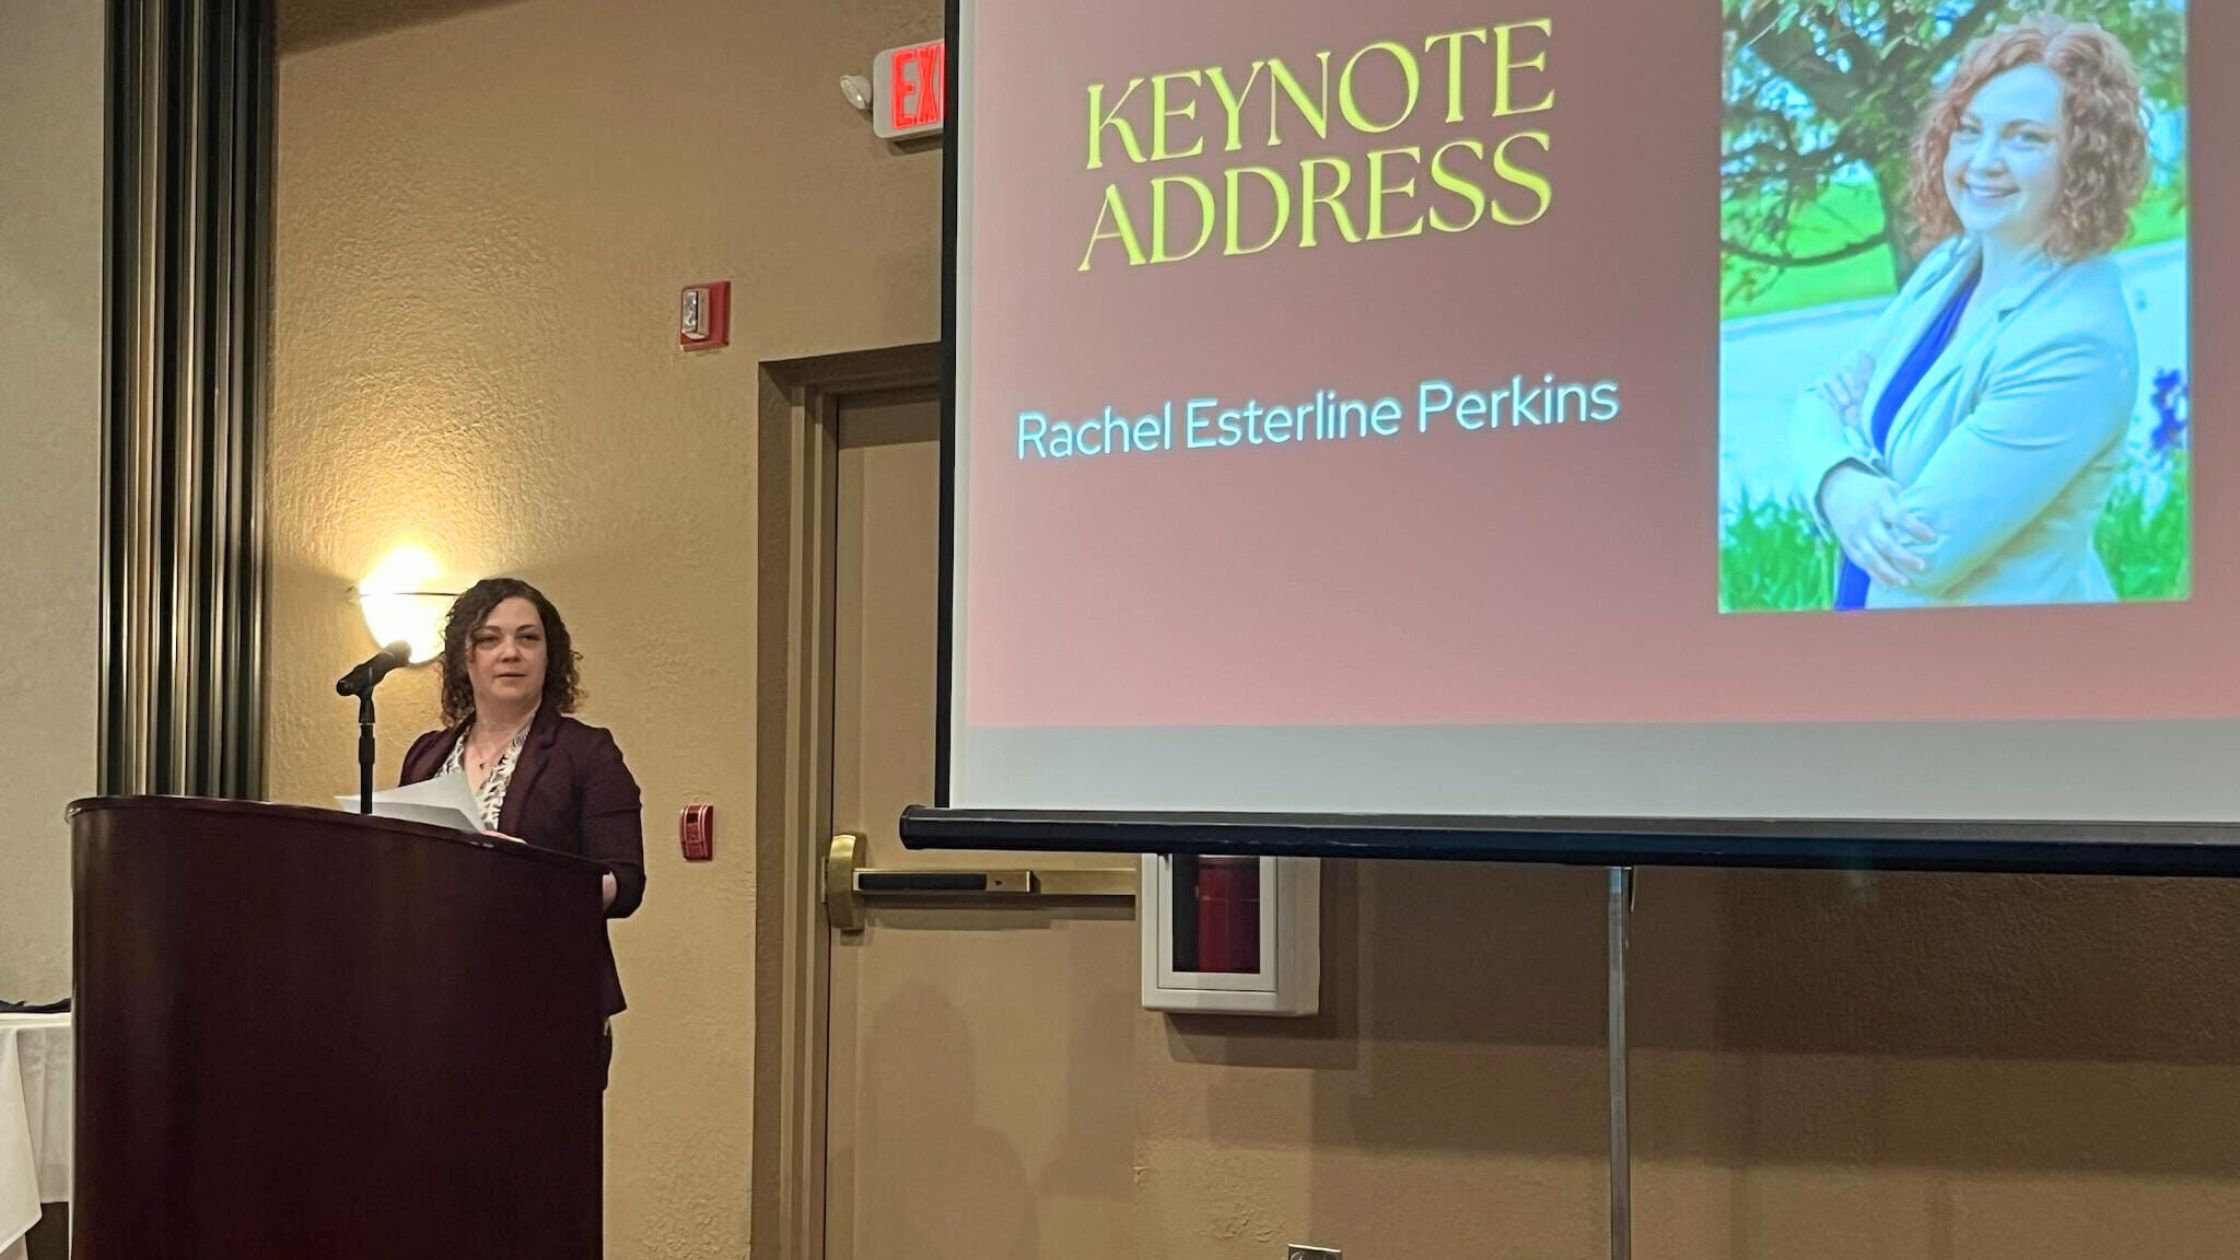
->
[401,707,647,1018]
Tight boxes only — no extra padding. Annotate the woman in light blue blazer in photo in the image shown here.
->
[1791,15,2150,610]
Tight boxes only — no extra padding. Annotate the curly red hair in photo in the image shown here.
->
[1907,14,2149,261]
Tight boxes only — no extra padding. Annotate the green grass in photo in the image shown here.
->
[2094,453,2191,601]
[1719,494,1836,613]
[1721,183,2188,322]
[1720,455,2191,613]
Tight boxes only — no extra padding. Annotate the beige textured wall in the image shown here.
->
[269,0,941,1252]
[1136,862,2240,1259]
[0,0,104,1002]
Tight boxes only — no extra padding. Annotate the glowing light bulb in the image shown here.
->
[356,546,453,664]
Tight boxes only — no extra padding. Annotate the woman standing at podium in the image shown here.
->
[399,577,647,1084]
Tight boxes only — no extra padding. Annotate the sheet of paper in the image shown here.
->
[335,771,483,834]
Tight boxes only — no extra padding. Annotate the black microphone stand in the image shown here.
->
[339,642,411,815]
[359,688,378,815]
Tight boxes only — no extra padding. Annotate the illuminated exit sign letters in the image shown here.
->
[873,39,945,140]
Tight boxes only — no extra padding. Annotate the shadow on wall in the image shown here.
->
[279,0,539,53]
[858,985,1041,1259]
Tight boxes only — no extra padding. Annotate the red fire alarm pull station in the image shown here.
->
[679,281,730,351]
[680,804,714,861]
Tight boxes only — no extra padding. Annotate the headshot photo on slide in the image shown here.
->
[1717,4,2190,614]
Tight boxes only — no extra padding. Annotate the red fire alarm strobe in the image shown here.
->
[679,281,730,351]
[873,39,945,140]
[680,804,714,861]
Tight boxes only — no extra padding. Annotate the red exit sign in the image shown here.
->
[873,39,945,140]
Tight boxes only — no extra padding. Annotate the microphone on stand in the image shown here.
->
[336,643,413,697]
[338,642,414,815]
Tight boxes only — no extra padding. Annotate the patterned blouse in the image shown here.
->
[441,715,536,832]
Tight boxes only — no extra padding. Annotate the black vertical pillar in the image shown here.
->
[101,0,271,798]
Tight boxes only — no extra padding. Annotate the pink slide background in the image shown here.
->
[961,0,2233,728]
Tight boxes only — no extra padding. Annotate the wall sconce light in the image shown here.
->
[349,545,459,664]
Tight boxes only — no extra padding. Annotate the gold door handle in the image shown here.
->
[825,833,867,932]
[823,834,1134,933]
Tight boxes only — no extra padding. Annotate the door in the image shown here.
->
[818,386,1139,1260]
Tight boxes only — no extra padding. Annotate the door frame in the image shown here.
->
[751,343,941,1260]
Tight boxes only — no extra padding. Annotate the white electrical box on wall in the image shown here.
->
[1140,854,1320,1016]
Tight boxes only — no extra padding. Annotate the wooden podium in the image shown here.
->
[68,797,608,1259]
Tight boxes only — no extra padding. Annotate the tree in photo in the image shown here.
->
[1721,0,2185,305]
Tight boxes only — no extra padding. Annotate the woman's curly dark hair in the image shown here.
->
[438,577,582,726]
[1908,14,2149,261]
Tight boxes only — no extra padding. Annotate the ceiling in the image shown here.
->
[278,0,529,53]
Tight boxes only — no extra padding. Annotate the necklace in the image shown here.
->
[468,716,531,769]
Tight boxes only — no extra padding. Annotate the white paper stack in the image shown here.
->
[335,771,482,834]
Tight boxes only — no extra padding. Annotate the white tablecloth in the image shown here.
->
[0,1014,70,1260]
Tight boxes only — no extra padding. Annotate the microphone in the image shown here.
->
[336,642,413,696]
